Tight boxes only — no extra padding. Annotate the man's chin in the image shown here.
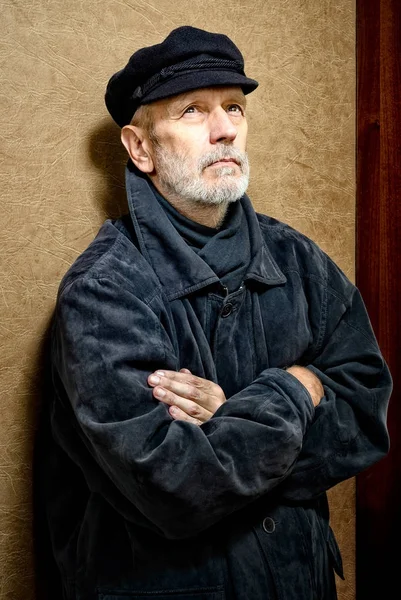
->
[205,166,240,178]
[198,179,248,205]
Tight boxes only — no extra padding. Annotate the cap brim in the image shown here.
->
[141,70,258,104]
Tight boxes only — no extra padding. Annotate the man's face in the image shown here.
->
[147,86,249,205]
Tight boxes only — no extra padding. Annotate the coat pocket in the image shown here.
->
[98,587,224,600]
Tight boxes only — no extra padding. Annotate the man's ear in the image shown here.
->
[121,125,155,173]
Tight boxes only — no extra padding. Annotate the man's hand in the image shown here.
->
[148,369,226,425]
[285,365,324,407]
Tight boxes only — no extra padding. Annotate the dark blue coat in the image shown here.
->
[41,164,392,600]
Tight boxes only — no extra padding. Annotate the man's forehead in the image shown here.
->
[172,86,246,102]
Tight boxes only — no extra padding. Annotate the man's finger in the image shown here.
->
[147,370,226,415]
[148,371,214,408]
[149,370,222,398]
[149,374,205,404]
[153,386,213,422]
[169,405,202,426]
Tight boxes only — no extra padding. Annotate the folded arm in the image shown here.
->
[275,254,392,501]
[52,276,315,539]
[148,365,323,423]
[148,261,391,503]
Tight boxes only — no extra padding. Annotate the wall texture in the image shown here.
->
[0,2,356,599]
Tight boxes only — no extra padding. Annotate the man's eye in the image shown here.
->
[227,104,244,114]
[183,106,198,114]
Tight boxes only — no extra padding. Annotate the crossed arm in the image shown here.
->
[148,366,325,424]
[53,270,391,535]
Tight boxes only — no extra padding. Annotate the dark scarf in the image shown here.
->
[152,185,251,293]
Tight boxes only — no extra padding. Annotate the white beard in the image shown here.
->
[153,144,250,205]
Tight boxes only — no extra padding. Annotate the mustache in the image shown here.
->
[198,147,248,172]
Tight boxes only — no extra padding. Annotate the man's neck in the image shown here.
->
[165,197,229,229]
[150,181,229,229]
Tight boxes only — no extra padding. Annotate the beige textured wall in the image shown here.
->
[0,2,355,599]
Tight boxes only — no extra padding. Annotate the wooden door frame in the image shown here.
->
[356,0,401,597]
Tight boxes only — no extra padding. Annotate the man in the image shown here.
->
[39,26,391,600]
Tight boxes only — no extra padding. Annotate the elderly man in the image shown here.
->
[39,26,391,600]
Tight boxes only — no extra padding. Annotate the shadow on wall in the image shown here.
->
[32,120,132,599]
[88,117,130,220]
[31,315,61,600]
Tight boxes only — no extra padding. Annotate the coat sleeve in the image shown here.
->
[52,275,314,539]
[275,255,392,501]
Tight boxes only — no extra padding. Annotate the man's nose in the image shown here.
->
[209,108,238,144]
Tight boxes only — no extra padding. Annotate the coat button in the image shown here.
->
[262,517,276,534]
[221,303,234,318]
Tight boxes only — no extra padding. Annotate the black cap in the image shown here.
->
[105,26,259,127]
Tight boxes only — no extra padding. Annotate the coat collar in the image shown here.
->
[125,163,286,300]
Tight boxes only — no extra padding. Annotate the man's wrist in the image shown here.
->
[285,365,324,408]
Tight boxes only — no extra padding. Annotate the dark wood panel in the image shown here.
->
[356,0,401,597]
